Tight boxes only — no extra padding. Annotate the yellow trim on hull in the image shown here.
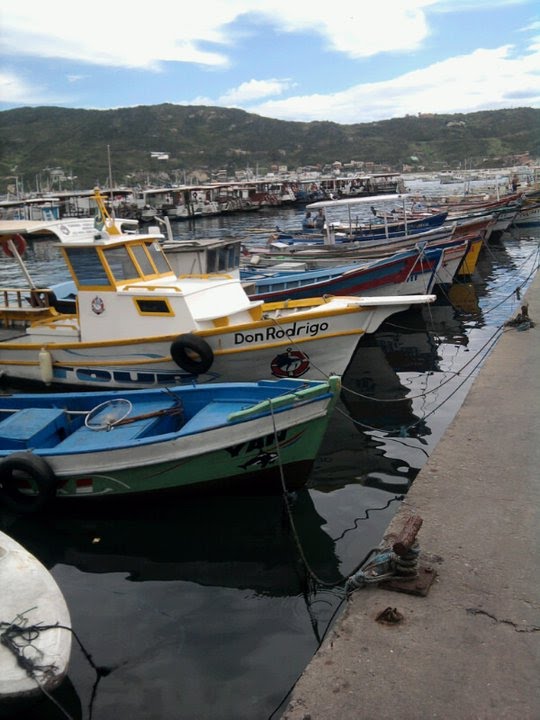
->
[0,331,364,368]
[457,237,483,276]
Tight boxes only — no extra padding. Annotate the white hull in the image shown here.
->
[0,531,71,710]
[0,297,429,388]
[512,205,540,228]
[433,241,468,286]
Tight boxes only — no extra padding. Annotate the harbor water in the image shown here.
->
[0,184,538,720]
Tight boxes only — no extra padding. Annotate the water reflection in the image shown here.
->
[447,282,482,315]
[1,490,345,720]
[3,492,342,592]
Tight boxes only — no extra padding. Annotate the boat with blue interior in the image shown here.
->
[0,375,342,511]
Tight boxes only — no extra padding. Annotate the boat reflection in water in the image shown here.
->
[309,295,479,500]
[6,491,342,592]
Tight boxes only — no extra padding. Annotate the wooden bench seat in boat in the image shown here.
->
[179,392,302,435]
[0,408,70,449]
[179,400,251,434]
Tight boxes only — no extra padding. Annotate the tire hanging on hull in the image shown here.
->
[0,452,57,513]
[170,334,214,375]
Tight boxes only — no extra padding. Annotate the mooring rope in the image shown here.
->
[0,612,110,720]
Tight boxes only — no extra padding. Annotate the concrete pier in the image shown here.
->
[282,270,540,720]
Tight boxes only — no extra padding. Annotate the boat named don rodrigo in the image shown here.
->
[0,189,435,390]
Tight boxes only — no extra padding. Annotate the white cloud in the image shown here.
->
[1,1,533,72]
[243,1,435,58]
[0,2,238,69]
[0,70,51,104]
[0,1,443,69]
[218,78,294,104]
[1,1,537,122]
[246,44,540,122]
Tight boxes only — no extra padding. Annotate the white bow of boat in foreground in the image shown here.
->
[0,530,72,714]
[0,188,435,390]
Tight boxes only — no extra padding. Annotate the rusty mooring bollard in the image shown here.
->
[392,515,423,557]
[392,515,422,579]
[382,513,437,596]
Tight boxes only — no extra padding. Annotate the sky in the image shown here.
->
[0,0,539,124]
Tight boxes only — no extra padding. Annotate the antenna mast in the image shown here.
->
[107,145,116,218]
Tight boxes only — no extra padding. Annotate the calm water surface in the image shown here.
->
[1,185,538,720]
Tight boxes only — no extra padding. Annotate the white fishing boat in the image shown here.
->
[0,530,71,714]
[0,189,435,390]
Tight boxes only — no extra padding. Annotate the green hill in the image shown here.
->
[0,105,538,192]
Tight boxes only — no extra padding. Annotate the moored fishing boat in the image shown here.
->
[0,189,435,389]
[511,200,540,228]
[0,376,341,510]
[241,244,444,302]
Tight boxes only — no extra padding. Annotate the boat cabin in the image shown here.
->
[0,189,264,343]
[163,237,242,279]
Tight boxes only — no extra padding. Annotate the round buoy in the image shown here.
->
[1,234,27,257]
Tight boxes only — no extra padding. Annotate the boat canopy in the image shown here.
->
[306,193,410,210]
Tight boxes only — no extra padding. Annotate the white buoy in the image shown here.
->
[39,347,53,385]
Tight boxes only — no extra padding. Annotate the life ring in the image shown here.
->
[1,234,27,257]
[0,452,57,513]
[170,334,214,375]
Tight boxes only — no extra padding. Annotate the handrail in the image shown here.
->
[0,286,57,308]
[120,284,181,293]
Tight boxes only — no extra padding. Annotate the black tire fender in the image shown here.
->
[0,452,57,513]
[170,334,214,375]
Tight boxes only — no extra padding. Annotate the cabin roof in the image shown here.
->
[306,193,409,210]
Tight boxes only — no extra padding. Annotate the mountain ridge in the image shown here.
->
[0,105,538,191]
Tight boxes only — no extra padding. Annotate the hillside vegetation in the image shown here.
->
[0,105,538,191]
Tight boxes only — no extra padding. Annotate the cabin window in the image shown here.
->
[64,247,110,287]
[102,246,140,282]
[206,243,240,273]
[135,298,172,315]
[130,244,155,276]
[229,243,240,268]
[146,241,172,274]
[217,247,228,272]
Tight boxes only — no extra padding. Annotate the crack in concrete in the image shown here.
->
[466,607,540,632]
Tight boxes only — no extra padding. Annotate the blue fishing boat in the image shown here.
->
[241,245,444,302]
[298,209,448,238]
[0,376,341,512]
